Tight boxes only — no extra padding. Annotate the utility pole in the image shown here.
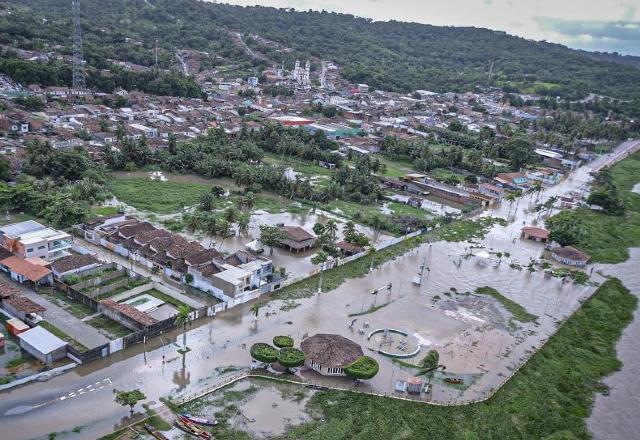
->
[72,0,86,89]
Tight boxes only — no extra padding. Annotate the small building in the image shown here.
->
[277,226,317,253]
[407,376,423,394]
[6,317,29,337]
[336,241,364,256]
[521,226,550,243]
[50,254,102,280]
[550,246,590,267]
[2,296,46,321]
[99,299,157,331]
[0,256,53,286]
[18,326,67,365]
[300,333,364,376]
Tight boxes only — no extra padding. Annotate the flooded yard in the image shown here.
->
[176,377,314,438]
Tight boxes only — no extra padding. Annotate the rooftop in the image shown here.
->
[18,326,67,353]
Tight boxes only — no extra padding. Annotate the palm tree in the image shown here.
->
[416,350,446,385]
[512,189,524,218]
[185,214,203,235]
[505,192,517,220]
[311,251,328,294]
[531,181,543,202]
[249,301,263,323]
[204,215,218,248]
[174,305,191,352]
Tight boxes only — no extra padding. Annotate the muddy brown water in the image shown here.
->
[0,142,638,440]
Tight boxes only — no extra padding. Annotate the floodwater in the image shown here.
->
[0,141,638,440]
[587,248,640,440]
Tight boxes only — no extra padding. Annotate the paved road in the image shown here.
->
[19,288,110,349]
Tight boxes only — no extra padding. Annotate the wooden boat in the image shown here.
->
[445,377,464,384]
[175,420,212,439]
[144,423,169,440]
[179,413,218,426]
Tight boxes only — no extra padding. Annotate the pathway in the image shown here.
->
[19,289,110,349]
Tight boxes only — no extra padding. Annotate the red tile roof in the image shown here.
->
[1,256,52,282]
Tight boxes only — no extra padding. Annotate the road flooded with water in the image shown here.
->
[0,141,639,440]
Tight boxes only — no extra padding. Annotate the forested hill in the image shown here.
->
[2,0,640,100]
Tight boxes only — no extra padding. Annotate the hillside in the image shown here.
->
[2,0,640,100]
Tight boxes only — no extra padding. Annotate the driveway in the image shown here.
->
[18,288,110,349]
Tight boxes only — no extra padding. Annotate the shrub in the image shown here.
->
[250,343,278,364]
[273,335,294,348]
[344,356,379,380]
[277,347,305,369]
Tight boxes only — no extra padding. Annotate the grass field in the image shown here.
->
[475,286,538,323]
[387,201,431,219]
[284,278,635,439]
[90,206,120,217]
[110,177,211,213]
[377,156,416,179]
[262,152,334,177]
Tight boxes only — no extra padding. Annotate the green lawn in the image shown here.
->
[429,167,465,184]
[475,286,538,323]
[387,201,431,220]
[90,206,119,217]
[262,152,334,177]
[86,315,131,339]
[110,177,211,213]
[377,156,416,179]
[284,278,636,439]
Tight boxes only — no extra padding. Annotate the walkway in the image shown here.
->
[19,289,110,349]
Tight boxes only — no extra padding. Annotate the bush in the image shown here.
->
[344,356,379,380]
[273,335,294,348]
[64,274,80,285]
[250,343,278,364]
[277,347,305,369]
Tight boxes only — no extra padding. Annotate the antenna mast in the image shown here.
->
[72,0,86,89]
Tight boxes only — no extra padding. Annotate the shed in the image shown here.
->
[6,317,29,337]
[18,326,67,365]
[407,376,423,394]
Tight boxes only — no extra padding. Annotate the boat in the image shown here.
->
[179,413,218,426]
[144,423,169,440]
[445,377,464,384]
[175,420,212,439]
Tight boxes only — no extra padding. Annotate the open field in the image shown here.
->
[110,177,211,213]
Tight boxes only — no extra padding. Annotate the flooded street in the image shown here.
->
[0,141,638,440]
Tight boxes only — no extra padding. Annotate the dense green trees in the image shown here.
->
[4,0,640,105]
[546,211,587,247]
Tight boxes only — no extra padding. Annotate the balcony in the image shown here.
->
[48,240,71,251]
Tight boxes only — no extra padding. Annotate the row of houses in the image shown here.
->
[82,214,280,303]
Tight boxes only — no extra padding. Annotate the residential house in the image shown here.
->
[521,226,550,243]
[50,254,102,280]
[550,246,590,267]
[0,221,71,261]
[495,172,529,190]
[0,256,53,286]
[276,226,317,253]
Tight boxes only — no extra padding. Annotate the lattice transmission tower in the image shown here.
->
[72,0,86,89]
